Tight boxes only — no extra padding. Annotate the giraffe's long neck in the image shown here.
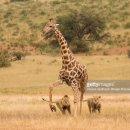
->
[54,28,75,66]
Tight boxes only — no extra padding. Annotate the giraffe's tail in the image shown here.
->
[42,98,57,103]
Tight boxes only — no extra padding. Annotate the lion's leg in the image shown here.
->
[56,102,65,114]
[92,108,94,113]
[49,80,63,109]
[67,105,71,114]
[98,105,101,113]
[88,103,92,113]
[98,108,100,113]
[92,107,96,113]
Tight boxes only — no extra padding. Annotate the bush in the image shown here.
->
[70,40,89,53]
[110,23,120,29]
[54,10,107,53]
[0,50,11,68]
[35,41,60,54]
[106,39,113,45]
[51,0,61,5]
[128,50,130,58]
[12,51,26,60]
[124,22,130,29]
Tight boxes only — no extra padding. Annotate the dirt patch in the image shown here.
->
[0,44,36,54]
[89,46,130,55]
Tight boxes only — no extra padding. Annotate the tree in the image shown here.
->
[55,10,107,52]
[44,10,108,53]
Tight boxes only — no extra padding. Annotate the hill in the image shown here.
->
[0,0,130,54]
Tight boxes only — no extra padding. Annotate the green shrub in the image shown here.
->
[35,42,60,54]
[70,40,89,53]
[55,10,107,53]
[106,39,113,45]
[0,50,11,68]
[127,38,130,45]
[12,51,26,60]
[51,0,61,5]
[124,22,130,29]
[6,23,17,28]
[110,23,120,29]
[4,11,12,18]
[128,50,130,58]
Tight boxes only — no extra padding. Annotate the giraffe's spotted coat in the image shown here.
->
[54,28,87,86]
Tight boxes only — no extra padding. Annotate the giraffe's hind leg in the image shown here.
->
[72,87,80,117]
[49,80,63,110]
[79,90,84,115]
[74,102,78,117]
[79,80,85,114]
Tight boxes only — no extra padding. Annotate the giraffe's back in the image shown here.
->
[59,61,88,87]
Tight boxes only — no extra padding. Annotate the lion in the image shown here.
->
[42,95,71,114]
[83,96,101,113]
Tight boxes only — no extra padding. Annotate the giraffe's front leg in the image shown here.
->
[49,80,63,108]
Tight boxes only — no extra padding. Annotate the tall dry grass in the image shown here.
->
[0,95,130,130]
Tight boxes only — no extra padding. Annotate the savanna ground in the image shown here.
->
[0,55,130,130]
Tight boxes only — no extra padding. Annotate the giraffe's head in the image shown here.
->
[42,19,59,37]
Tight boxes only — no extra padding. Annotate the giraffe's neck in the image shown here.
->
[54,28,75,66]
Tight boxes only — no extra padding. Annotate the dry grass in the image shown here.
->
[0,95,130,130]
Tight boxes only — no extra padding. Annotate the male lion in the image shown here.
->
[42,95,71,114]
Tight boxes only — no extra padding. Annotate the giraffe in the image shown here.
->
[42,19,88,116]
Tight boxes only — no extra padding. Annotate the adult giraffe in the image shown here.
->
[42,19,88,116]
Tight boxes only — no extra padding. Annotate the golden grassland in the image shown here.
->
[0,95,130,130]
[0,55,130,130]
